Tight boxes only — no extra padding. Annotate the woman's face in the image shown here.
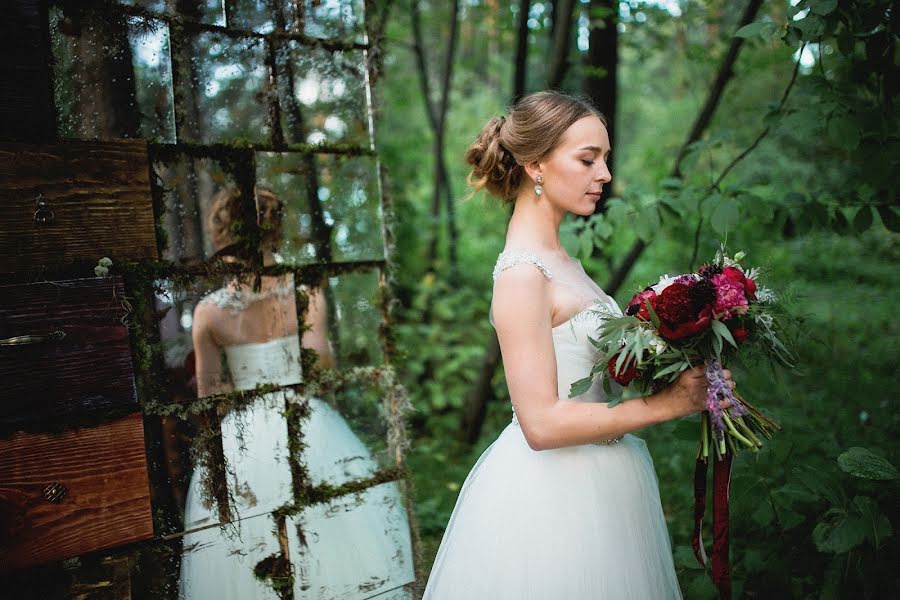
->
[534,115,612,217]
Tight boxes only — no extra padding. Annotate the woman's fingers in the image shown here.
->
[724,369,736,389]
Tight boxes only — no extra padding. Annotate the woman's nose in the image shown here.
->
[596,163,612,183]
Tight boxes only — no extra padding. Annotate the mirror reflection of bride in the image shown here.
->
[179,186,413,599]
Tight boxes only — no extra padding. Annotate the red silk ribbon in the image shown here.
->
[692,453,734,599]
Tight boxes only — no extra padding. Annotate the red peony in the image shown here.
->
[626,288,657,320]
[658,304,713,340]
[731,327,748,344]
[607,352,639,385]
[711,273,749,320]
[653,283,695,324]
[722,266,756,299]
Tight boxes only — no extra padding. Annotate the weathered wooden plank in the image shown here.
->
[0,139,157,272]
[0,0,56,141]
[0,276,138,429]
[0,412,154,570]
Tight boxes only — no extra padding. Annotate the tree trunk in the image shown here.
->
[546,0,577,89]
[511,0,532,102]
[166,0,207,261]
[584,0,618,212]
[459,0,535,444]
[411,0,460,282]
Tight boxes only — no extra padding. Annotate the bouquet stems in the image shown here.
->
[699,360,780,459]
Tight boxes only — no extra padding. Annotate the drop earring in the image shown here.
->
[534,175,543,197]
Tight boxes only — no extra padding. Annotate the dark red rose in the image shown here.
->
[731,326,748,344]
[744,277,757,299]
[607,352,639,386]
[653,283,696,325]
[626,288,657,320]
[657,304,713,340]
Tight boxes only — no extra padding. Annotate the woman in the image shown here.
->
[180,186,413,600]
[422,91,734,599]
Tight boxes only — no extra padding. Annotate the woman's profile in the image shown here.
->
[179,186,414,599]
[422,91,735,599]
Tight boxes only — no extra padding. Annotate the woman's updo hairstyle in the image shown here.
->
[206,185,285,253]
[465,90,607,202]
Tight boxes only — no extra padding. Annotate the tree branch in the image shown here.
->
[546,0,577,89]
[601,0,765,293]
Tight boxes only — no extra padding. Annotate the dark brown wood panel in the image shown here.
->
[0,412,154,571]
[0,276,138,429]
[0,0,56,141]
[0,139,157,272]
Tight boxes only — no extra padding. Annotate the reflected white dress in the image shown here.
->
[423,252,683,599]
[179,332,414,600]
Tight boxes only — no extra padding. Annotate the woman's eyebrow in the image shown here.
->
[578,145,611,157]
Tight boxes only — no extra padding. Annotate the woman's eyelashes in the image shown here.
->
[581,159,595,166]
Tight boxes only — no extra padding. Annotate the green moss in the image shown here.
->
[253,553,294,600]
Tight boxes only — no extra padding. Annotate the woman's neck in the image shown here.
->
[505,191,567,254]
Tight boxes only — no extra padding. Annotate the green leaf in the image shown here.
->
[734,21,768,39]
[852,496,893,547]
[710,200,740,235]
[827,114,859,149]
[779,509,805,531]
[712,327,723,359]
[569,376,595,398]
[579,232,593,260]
[810,0,838,15]
[837,447,900,480]
[831,209,851,235]
[795,13,827,38]
[793,465,843,506]
[813,514,867,554]
[645,299,660,328]
[752,500,775,527]
[878,205,900,232]
[711,319,738,348]
[655,360,687,379]
[852,206,874,233]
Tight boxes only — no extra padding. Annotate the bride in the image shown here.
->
[422,91,734,599]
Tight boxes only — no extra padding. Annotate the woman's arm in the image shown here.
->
[493,265,711,451]
[301,284,335,369]
[192,302,233,398]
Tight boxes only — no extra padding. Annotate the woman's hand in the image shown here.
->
[658,365,735,420]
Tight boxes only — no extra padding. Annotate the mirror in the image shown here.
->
[255,152,384,264]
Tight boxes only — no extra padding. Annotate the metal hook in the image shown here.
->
[33,194,55,224]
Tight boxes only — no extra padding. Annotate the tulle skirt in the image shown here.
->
[423,423,683,600]
[179,396,414,600]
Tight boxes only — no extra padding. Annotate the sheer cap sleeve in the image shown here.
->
[492,250,553,281]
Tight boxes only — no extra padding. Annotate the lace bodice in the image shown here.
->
[491,250,624,444]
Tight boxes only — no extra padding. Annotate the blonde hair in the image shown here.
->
[465,91,607,202]
[206,186,285,252]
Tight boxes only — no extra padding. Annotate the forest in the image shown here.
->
[0,0,896,598]
[379,0,898,598]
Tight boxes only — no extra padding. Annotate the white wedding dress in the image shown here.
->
[179,324,414,598]
[423,251,683,599]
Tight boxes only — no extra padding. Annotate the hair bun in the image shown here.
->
[464,115,521,202]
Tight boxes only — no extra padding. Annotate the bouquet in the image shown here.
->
[569,245,791,459]
[569,245,794,599]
